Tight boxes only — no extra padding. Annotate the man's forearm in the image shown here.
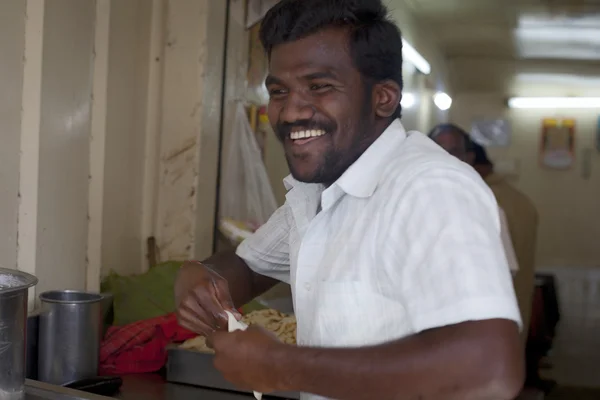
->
[201,251,278,307]
[271,319,523,400]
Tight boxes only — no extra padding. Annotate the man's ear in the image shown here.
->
[373,80,401,118]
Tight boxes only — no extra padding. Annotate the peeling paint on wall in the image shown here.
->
[154,0,209,261]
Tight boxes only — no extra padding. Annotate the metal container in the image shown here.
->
[38,291,103,385]
[0,268,38,399]
[166,346,300,399]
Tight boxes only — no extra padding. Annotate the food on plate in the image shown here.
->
[180,309,297,353]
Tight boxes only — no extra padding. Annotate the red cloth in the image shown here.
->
[99,313,196,375]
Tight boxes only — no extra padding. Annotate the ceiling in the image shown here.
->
[401,0,600,93]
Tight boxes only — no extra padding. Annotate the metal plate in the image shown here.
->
[166,347,300,399]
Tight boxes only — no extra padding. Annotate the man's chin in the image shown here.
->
[289,169,319,184]
[288,163,322,184]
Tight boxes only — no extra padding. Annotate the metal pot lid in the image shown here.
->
[0,267,38,295]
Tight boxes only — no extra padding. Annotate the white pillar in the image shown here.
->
[18,0,96,301]
[87,0,111,292]
[140,0,166,272]
[18,0,45,310]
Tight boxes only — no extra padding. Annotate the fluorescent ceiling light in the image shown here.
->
[515,40,600,61]
[515,27,600,44]
[515,73,600,87]
[518,14,600,29]
[433,92,452,111]
[400,93,416,109]
[508,97,600,109]
[402,39,431,75]
[514,15,600,60]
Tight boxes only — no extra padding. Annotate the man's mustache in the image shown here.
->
[275,119,336,140]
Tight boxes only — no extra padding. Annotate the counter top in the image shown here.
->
[117,374,265,400]
[24,375,259,400]
[25,380,118,400]
[27,372,295,400]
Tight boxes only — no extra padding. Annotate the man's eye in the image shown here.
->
[310,83,332,91]
[269,88,287,96]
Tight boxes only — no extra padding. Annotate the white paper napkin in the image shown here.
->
[225,311,263,400]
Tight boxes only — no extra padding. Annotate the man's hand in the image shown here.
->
[210,326,288,393]
[175,261,242,335]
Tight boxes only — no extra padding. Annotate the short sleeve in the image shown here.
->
[385,165,522,333]
[499,207,519,274]
[236,203,292,283]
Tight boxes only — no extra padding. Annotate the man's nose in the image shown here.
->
[279,92,315,124]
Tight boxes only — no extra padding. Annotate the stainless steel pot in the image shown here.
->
[38,290,103,385]
[0,268,38,399]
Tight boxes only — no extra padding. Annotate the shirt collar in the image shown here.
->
[283,119,407,198]
[335,119,407,198]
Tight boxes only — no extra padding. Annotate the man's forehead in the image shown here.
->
[267,62,340,80]
[269,28,352,72]
[271,26,350,51]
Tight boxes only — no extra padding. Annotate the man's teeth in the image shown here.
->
[290,130,326,140]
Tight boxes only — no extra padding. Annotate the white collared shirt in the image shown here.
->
[237,120,521,400]
[499,207,519,274]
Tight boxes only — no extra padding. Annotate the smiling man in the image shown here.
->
[175,1,524,399]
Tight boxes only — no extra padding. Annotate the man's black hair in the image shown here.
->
[259,0,404,119]
[470,141,492,166]
[428,123,475,152]
[428,123,493,166]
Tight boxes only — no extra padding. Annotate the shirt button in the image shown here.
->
[304,283,311,291]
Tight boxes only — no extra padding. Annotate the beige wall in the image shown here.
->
[34,0,96,295]
[0,0,26,271]
[451,92,600,268]
[448,57,600,95]
[401,66,450,134]
[93,0,243,276]
[14,0,97,302]
[99,0,153,278]
[386,0,449,94]
[153,0,230,262]
[387,0,451,134]
[95,0,237,275]
[2,0,240,303]
[220,1,252,211]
